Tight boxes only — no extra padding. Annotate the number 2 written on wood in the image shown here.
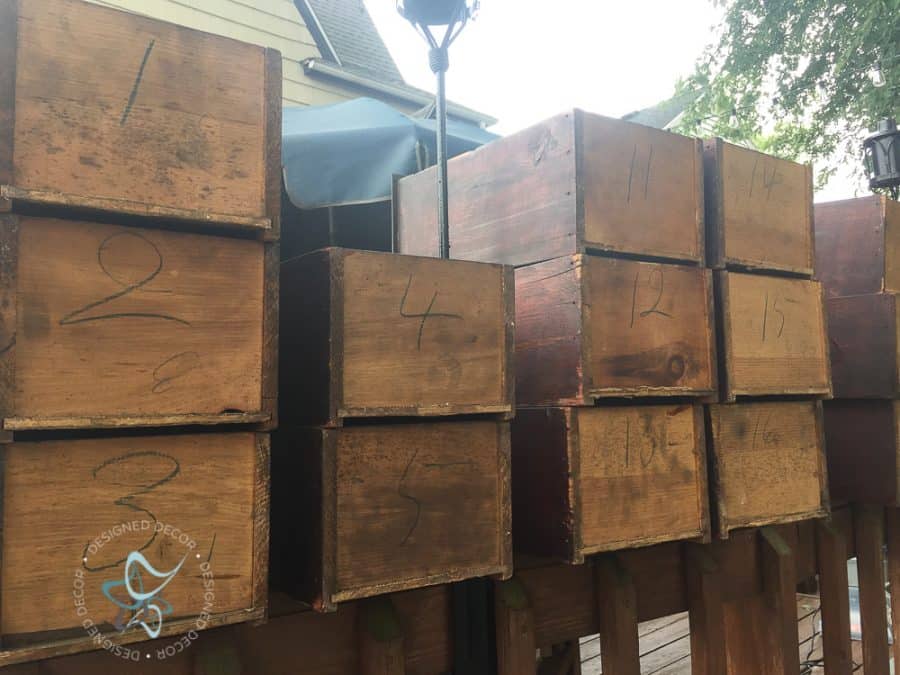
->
[58,231,200,393]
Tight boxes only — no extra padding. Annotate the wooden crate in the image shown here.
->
[715,271,831,401]
[707,401,829,537]
[815,195,900,298]
[512,403,709,563]
[395,110,704,266]
[280,248,514,426]
[703,139,814,275]
[824,400,900,506]
[827,293,899,398]
[270,420,512,611]
[0,431,269,666]
[516,254,716,405]
[0,0,281,237]
[0,214,277,430]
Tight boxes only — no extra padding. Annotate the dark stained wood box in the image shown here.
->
[512,404,709,563]
[0,431,269,666]
[827,293,900,398]
[0,0,281,238]
[280,248,514,426]
[703,139,814,276]
[824,400,900,506]
[815,195,900,298]
[395,110,705,266]
[516,254,716,405]
[270,421,512,611]
[707,401,829,537]
[715,271,831,401]
[0,214,277,431]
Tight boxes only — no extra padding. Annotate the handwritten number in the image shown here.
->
[630,267,673,327]
[626,144,653,203]
[81,451,181,572]
[762,294,786,341]
[59,232,189,327]
[399,274,463,350]
[396,451,476,546]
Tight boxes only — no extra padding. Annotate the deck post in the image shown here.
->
[495,577,537,675]
[358,596,406,675]
[685,544,727,675]
[855,504,890,675]
[815,520,853,675]
[594,554,640,675]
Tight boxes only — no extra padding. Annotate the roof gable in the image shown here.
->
[297,0,405,85]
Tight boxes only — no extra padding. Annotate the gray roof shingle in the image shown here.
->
[299,0,405,86]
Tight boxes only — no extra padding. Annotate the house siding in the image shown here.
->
[84,0,386,108]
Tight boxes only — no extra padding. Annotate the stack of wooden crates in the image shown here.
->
[396,111,717,561]
[702,139,832,537]
[816,196,900,505]
[271,234,515,608]
[0,0,279,664]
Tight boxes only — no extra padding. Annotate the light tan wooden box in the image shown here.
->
[704,139,814,276]
[707,400,829,537]
[512,403,710,563]
[270,421,512,611]
[0,214,277,431]
[0,0,281,238]
[0,431,269,667]
[715,271,831,401]
[280,248,514,427]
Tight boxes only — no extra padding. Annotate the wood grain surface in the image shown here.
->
[815,195,899,298]
[581,113,703,264]
[6,216,264,426]
[718,272,830,399]
[705,139,813,275]
[707,401,829,536]
[1,432,262,639]
[3,0,272,227]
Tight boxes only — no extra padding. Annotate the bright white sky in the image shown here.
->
[363,0,860,198]
[363,0,723,134]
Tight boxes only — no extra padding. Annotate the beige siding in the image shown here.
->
[84,0,373,107]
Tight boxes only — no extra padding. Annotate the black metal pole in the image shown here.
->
[430,45,451,259]
[436,64,450,259]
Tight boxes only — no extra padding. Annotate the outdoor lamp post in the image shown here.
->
[397,0,479,259]
[863,118,900,200]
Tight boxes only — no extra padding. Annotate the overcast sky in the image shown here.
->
[363,1,723,134]
[363,1,861,198]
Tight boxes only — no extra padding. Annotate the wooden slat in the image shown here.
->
[760,527,801,675]
[886,508,900,672]
[815,520,853,675]
[358,598,406,675]
[595,555,640,675]
[854,504,890,675]
[685,546,726,675]
[495,578,537,675]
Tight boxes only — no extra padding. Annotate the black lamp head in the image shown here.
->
[863,118,900,196]
[397,0,472,26]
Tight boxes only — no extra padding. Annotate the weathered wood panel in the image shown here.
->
[395,110,703,266]
[707,401,829,537]
[716,271,831,400]
[704,138,814,275]
[0,215,269,430]
[271,421,511,611]
[815,195,900,298]
[824,400,900,506]
[0,0,278,230]
[826,293,899,399]
[515,255,716,405]
[0,431,268,666]
[279,248,514,426]
[512,404,708,563]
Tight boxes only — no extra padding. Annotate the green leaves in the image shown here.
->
[673,0,899,187]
